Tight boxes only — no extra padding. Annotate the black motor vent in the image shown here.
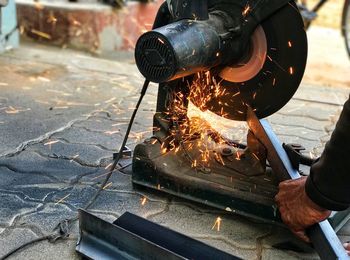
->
[135,32,177,83]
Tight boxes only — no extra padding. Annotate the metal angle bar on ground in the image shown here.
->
[76,209,185,260]
[76,209,241,260]
[246,107,349,260]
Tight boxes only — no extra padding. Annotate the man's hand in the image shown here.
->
[275,176,331,242]
[344,243,350,255]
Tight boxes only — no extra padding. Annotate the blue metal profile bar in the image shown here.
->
[246,107,349,260]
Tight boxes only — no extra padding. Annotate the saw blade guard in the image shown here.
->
[201,2,308,121]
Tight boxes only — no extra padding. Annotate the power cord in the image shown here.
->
[84,79,150,210]
[0,79,150,260]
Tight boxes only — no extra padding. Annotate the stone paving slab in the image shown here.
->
[0,166,56,194]
[0,192,41,227]
[150,202,270,247]
[6,239,80,260]
[17,203,77,235]
[0,228,39,258]
[0,46,142,157]
[29,141,113,167]
[51,126,123,151]
[0,151,99,183]
[0,43,349,259]
[79,166,133,191]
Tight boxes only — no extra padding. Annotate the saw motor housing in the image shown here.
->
[135,6,244,83]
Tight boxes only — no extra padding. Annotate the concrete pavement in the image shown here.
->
[0,26,349,259]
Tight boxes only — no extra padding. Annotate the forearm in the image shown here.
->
[306,95,350,211]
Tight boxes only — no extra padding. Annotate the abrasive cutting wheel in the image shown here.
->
[193,3,308,121]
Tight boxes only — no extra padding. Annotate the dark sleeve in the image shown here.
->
[305,94,350,211]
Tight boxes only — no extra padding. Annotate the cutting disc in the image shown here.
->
[191,2,307,121]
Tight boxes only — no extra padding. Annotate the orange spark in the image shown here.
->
[235,151,241,161]
[192,160,197,168]
[242,4,251,16]
[150,139,158,145]
[103,182,113,190]
[72,19,81,26]
[141,197,147,206]
[215,153,225,166]
[104,97,116,103]
[70,154,79,162]
[104,130,119,135]
[158,38,165,44]
[5,107,19,114]
[111,122,128,126]
[232,91,240,98]
[309,152,315,159]
[288,41,292,47]
[55,194,70,205]
[212,217,222,231]
[289,66,294,75]
[37,76,51,82]
[90,172,109,180]
[252,152,259,161]
[44,140,60,146]
[104,162,113,170]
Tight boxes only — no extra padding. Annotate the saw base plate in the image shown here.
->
[132,139,281,222]
[130,114,350,230]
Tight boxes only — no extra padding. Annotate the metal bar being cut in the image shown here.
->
[246,107,349,260]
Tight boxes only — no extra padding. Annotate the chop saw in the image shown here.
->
[133,0,307,219]
[130,0,350,258]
